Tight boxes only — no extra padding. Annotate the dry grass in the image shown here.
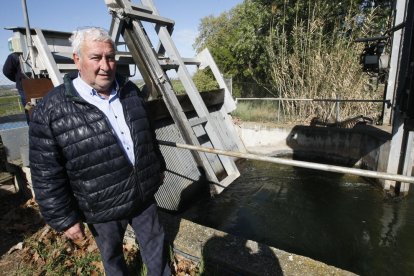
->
[263,1,384,123]
[0,198,200,276]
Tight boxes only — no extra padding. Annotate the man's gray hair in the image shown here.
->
[70,27,115,56]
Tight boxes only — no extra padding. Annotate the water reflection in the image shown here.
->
[380,200,406,247]
[188,160,414,276]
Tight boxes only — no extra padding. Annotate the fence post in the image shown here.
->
[18,98,22,112]
[335,96,340,122]
[277,99,281,123]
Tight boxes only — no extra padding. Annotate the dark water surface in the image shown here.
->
[190,160,414,275]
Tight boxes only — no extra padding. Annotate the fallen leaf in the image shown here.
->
[39,226,51,239]
[64,259,74,267]
[123,242,136,252]
[87,242,98,253]
[6,242,23,254]
[72,238,87,248]
[33,252,40,262]
[91,261,104,272]
[51,249,61,258]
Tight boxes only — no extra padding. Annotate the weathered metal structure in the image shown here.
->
[4,0,246,210]
[382,0,414,195]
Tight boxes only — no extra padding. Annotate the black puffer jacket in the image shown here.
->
[29,73,165,232]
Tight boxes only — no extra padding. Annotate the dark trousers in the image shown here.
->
[88,203,171,276]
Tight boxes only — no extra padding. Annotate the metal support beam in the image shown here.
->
[123,8,174,27]
[195,49,246,153]
[32,28,64,85]
[196,49,236,113]
[141,0,241,178]
[109,12,125,45]
[105,0,246,192]
[384,117,404,191]
[21,0,36,70]
[116,14,221,184]
[401,131,414,193]
[383,0,407,125]
[384,0,414,194]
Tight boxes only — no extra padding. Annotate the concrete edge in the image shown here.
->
[158,212,357,276]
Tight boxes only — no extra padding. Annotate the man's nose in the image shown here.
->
[99,57,111,71]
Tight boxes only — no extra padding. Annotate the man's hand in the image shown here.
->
[64,222,85,240]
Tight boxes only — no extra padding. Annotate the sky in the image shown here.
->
[0,0,243,84]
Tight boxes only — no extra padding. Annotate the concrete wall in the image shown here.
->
[237,122,392,186]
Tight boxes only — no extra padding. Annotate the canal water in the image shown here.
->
[189,159,414,276]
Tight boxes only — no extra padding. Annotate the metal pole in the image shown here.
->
[159,141,414,184]
[382,0,407,125]
[336,95,340,122]
[277,100,281,123]
[18,98,22,112]
[21,0,35,68]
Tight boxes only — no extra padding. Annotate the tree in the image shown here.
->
[194,1,272,88]
[193,0,392,105]
[192,69,219,92]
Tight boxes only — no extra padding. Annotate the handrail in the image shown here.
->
[159,141,414,184]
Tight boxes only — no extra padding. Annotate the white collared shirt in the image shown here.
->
[73,76,135,165]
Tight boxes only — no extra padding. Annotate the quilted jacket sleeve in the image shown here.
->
[29,98,81,232]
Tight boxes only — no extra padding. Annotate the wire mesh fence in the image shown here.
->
[229,80,385,125]
[232,97,385,125]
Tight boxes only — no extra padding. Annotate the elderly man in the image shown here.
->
[29,27,170,276]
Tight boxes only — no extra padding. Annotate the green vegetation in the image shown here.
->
[170,76,220,94]
[194,0,392,123]
[232,99,384,124]
[17,226,104,276]
[192,68,219,92]
[0,95,23,116]
[0,87,19,97]
[16,225,154,276]
[171,79,186,94]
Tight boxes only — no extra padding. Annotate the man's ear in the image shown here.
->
[73,53,81,70]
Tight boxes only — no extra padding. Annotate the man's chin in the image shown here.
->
[96,79,114,89]
[94,83,113,93]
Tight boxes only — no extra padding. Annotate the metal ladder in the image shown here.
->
[105,0,241,192]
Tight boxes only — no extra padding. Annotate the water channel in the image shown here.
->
[188,159,414,276]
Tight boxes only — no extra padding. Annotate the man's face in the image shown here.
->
[73,40,116,94]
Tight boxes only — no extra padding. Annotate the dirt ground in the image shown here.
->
[0,188,198,276]
[0,187,43,275]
